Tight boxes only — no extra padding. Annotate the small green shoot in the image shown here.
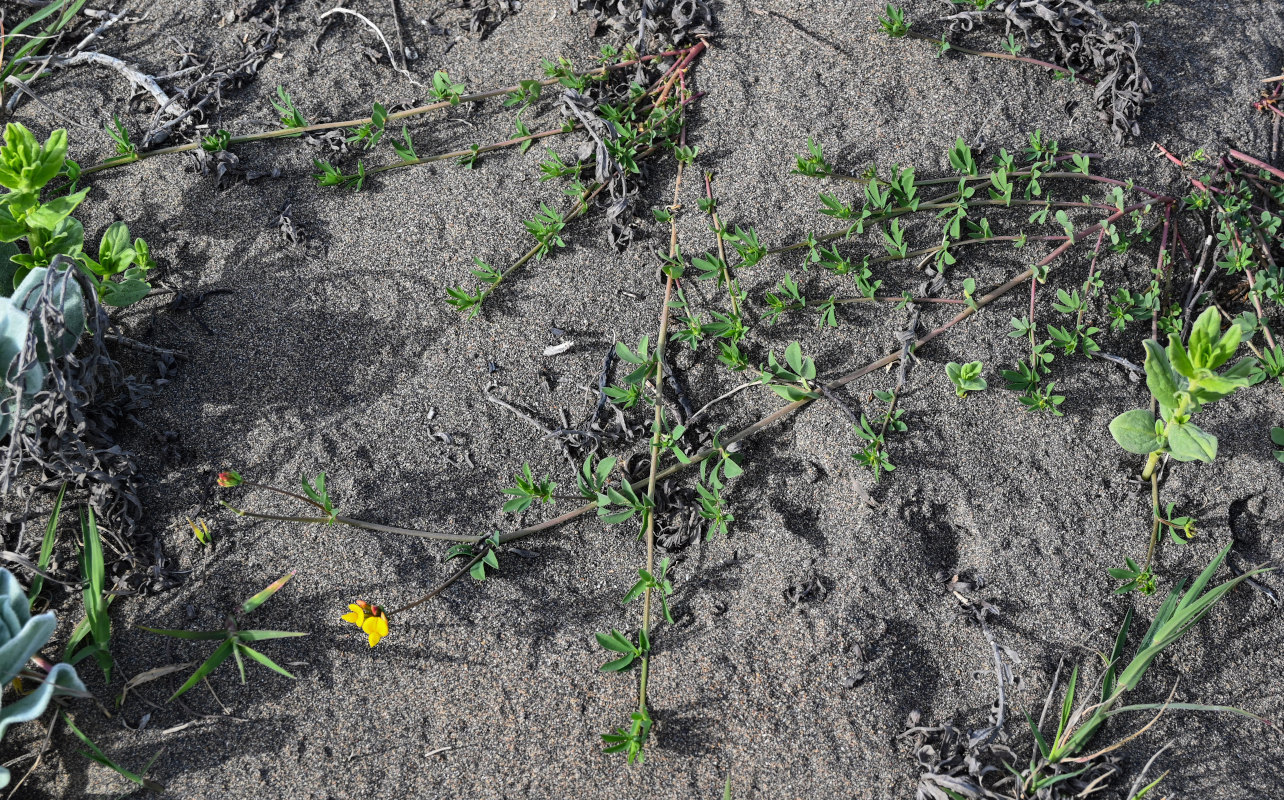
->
[945,361,987,397]
[879,4,909,37]
[29,484,65,609]
[431,70,466,105]
[140,571,306,701]
[271,86,308,133]
[104,115,134,156]
[501,463,555,513]
[62,712,165,792]
[74,508,113,683]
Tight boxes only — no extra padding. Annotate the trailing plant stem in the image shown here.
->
[1142,468,1160,573]
[80,46,700,176]
[637,160,686,718]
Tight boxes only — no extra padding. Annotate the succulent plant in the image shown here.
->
[0,567,86,788]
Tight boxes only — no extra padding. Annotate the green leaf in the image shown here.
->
[95,221,134,277]
[1167,421,1217,463]
[1108,409,1163,455]
[236,630,308,642]
[595,629,635,654]
[139,627,228,641]
[242,571,296,615]
[169,638,235,700]
[784,341,804,375]
[24,187,88,231]
[29,484,65,607]
[600,653,636,672]
[236,642,298,680]
[78,507,112,683]
[98,274,151,307]
[1142,340,1179,418]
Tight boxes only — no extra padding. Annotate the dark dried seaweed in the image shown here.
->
[1,260,172,592]
[900,578,1131,799]
[940,0,1151,143]
[571,0,713,52]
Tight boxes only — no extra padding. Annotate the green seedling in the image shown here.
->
[140,572,306,701]
[446,532,501,580]
[501,463,555,513]
[945,361,987,397]
[431,70,466,104]
[601,707,651,764]
[104,115,134,156]
[391,125,418,162]
[1031,544,1268,769]
[312,159,367,191]
[1109,307,1253,474]
[346,102,387,150]
[62,713,164,793]
[72,508,113,683]
[200,129,231,152]
[596,478,651,526]
[622,557,675,625]
[577,454,618,499]
[189,518,212,546]
[879,4,909,37]
[759,342,819,401]
[1107,556,1155,596]
[28,484,65,609]
[791,138,830,177]
[854,389,906,482]
[301,472,337,522]
[596,627,648,672]
[271,86,308,132]
[1249,344,1283,386]
[1271,427,1284,463]
[1155,502,1197,546]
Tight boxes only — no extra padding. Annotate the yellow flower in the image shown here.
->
[341,600,389,647]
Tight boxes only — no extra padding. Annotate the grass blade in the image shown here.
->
[61,712,143,784]
[169,638,234,701]
[28,484,65,608]
[236,643,298,680]
[78,507,113,683]
[236,629,308,642]
[138,627,229,641]
[241,571,296,615]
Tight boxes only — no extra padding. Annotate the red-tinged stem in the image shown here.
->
[1229,148,1284,181]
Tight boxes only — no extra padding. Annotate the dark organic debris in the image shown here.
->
[783,564,831,608]
[571,0,713,52]
[1,263,174,595]
[186,147,282,191]
[900,580,1137,799]
[941,0,1152,143]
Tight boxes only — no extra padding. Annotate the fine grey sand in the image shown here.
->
[4,0,1284,797]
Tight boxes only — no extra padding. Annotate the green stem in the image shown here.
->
[1141,450,1161,481]
[1142,469,1160,573]
[389,544,488,615]
[703,171,740,318]
[637,161,684,717]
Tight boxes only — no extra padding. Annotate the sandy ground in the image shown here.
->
[3,0,1283,797]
